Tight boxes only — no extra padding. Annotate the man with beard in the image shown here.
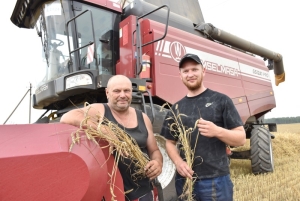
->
[60,75,162,201]
[160,53,246,201]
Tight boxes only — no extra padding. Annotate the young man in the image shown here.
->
[160,53,246,201]
[60,75,163,201]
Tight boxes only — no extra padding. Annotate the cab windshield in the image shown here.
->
[36,0,119,87]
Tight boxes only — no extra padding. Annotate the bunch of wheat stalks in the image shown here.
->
[69,103,150,200]
[162,103,200,201]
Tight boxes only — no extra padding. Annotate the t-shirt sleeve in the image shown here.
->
[160,110,178,141]
[222,96,244,129]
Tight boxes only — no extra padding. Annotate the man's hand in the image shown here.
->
[198,119,246,147]
[175,160,194,179]
[144,160,162,180]
[197,118,222,138]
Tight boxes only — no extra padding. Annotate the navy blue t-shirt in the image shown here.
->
[161,89,243,179]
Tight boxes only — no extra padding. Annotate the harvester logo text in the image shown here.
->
[36,84,48,95]
[155,40,270,82]
[253,69,269,78]
[202,60,240,77]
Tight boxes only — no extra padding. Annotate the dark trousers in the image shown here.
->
[127,191,154,201]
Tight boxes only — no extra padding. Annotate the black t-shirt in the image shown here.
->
[161,89,243,179]
[104,104,152,200]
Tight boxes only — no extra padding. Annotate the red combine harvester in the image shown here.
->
[1,0,285,200]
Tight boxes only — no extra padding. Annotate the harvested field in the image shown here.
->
[231,123,300,201]
[274,123,300,134]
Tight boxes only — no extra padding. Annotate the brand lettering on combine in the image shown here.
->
[253,69,269,78]
[202,61,240,77]
[36,84,48,95]
[155,39,270,82]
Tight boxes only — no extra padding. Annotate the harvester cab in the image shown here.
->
[17,1,122,112]
[13,0,171,121]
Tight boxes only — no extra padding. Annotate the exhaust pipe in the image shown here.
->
[196,23,285,86]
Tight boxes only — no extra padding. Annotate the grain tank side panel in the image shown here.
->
[145,19,275,120]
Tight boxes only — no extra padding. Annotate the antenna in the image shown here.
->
[3,83,32,124]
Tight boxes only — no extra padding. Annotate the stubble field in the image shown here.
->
[231,123,300,201]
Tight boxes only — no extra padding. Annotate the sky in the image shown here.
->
[1,0,299,124]
[198,0,300,120]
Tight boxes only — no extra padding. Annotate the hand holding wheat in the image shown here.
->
[175,160,194,179]
[197,118,222,137]
[144,159,162,180]
[161,103,202,201]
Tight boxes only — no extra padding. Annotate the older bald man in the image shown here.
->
[60,75,163,201]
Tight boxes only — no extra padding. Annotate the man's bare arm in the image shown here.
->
[143,113,163,180]
[165,139,194,179]
[60,103,105,128]
[216,126,246,146]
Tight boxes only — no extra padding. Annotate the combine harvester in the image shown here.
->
[1,0,285,200]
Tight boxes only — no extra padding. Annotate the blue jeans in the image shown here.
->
[175,174,233,201]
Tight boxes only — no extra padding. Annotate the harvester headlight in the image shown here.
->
[66,74,93,89]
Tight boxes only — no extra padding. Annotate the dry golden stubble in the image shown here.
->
[161,103,202,201]
[231,128,300,200]
[69,102,150,201]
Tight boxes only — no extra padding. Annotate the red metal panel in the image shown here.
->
[237,56,274,118]
[117,16,275,121]
[84,0,122,12]
[116,15,136,78]
[117,17,154,79]
[140,20,154,79]
[247,96,276,116]
[231,97,250,124]
[242,79,275,116]
[204,73,244,98]
[234,102,251,124]
[137,19,277,121]
[242,80,273,102]
[241,73,272,90]
[153,62,183,103]
[242,80,273,96]
[147,20,246,101]
[0,124,124,201]
[246,90,274,102]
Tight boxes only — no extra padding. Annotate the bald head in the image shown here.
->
[106,75,132,112]
[107,75,132,90]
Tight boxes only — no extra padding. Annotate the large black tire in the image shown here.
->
[250,126,274,174]
[144,104,169,134]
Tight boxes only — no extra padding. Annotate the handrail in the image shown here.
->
[140,90,155,124]
[135,5,170,77]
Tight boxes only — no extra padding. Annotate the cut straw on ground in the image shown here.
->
[230,124,300,200]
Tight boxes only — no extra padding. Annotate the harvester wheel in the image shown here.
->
[250,126,274,174]
[154,134,177,201]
